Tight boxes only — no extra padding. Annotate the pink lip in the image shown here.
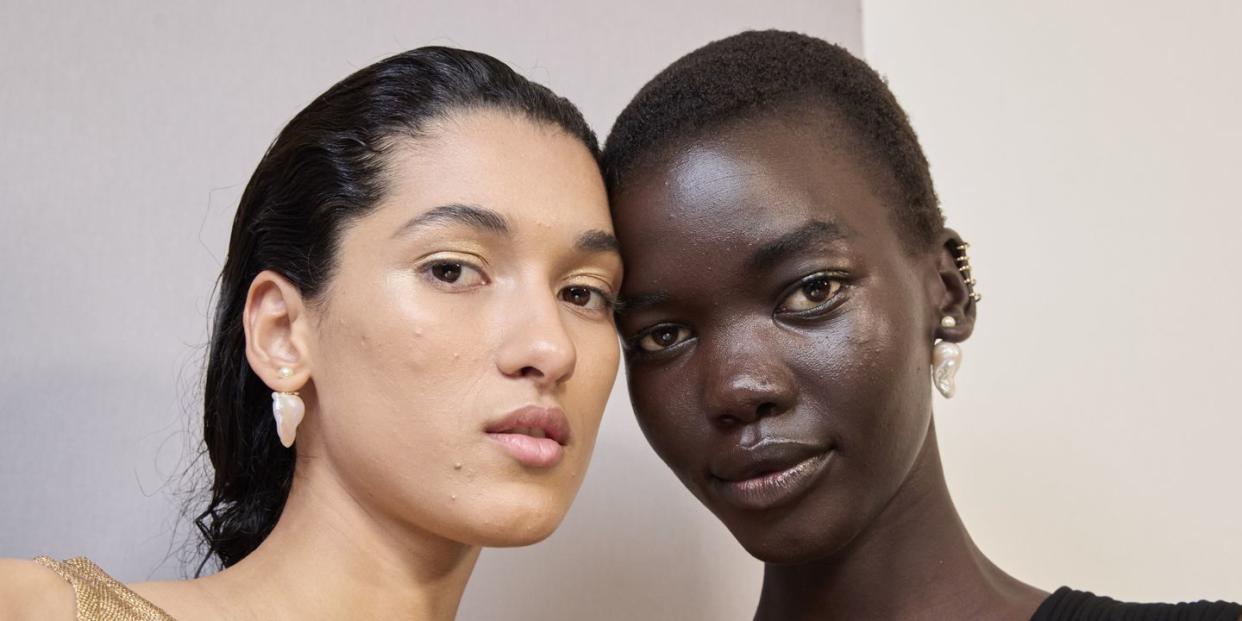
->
[485,405,571,468]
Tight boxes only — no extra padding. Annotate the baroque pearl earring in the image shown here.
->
[932,317,962,398]
[272,367,305,448]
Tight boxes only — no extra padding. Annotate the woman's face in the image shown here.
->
[613,114,944,563]
[301,109,620,547]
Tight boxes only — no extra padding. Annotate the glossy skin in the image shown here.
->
[0,109,622,621]
[294,110,621,549]
[614,112,1043,620]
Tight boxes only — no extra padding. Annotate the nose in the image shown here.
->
[700,329,796,428]
[495,287,577,389]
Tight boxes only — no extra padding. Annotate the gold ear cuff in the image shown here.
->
[954,242,982,303]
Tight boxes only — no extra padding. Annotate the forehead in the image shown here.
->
[613,115,900,277]
[376,109,610,233]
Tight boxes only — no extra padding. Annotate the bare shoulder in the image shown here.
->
[128,577,227,621]
[0,558,77,620]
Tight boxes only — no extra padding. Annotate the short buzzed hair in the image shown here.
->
[603,29,944,251]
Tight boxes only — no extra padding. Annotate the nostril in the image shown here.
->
[519,366,544,378]
[756,402,777,419]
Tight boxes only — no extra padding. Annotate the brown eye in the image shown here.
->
[560,286,593,306]
[558,285,612,313]
[637,325,691,352]
[779,275,843,312]
[423,261,486,288]
[431,263,462,283]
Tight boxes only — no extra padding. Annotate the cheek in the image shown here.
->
[308,275,497,508]
[805,289,931,484]
[562,320,621,443]
[318,276,488,426]
[627,361,703,472]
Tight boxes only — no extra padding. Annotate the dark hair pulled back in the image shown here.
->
[195,46,598,573]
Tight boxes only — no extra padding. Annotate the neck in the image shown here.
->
[200,454,480,621]
[754,421,1043,621]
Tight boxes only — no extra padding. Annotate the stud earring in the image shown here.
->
[272,367,304,448]
[932,340,962,399]
[940,315,958,328]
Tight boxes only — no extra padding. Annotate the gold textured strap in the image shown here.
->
[32,556,176,621]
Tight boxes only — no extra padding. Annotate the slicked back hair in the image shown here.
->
[196,46,597,574]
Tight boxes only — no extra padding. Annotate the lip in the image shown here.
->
[485,405,571,468]
[707,439,834,511]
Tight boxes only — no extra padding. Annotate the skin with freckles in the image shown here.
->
[614,109,1046,621]
[0,109,621,621]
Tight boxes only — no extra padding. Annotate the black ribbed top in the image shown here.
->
[1031,586,1242,621]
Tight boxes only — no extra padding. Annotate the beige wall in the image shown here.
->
[11,1,1233,616]
[0,2,861,620]
[864,0,1241,601]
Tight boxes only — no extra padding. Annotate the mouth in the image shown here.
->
[485,405,571,468]
[707,440,834,511]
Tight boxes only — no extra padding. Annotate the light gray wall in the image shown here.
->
[864,0,1242,601]
[0,2,862,620]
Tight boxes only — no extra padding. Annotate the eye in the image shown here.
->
[635,324,692,352]
[778,274,843,313]
[422,261,487,288]
[559,285,614,313]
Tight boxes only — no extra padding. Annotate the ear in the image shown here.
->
[929,228,978,343]
[243,270,313,392]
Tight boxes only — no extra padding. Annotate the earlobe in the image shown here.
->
[243,270,313,445]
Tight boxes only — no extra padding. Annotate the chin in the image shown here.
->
[468,514,564,548]
[459,492,571,548]
[721,507,858,565]
[739,536,837,565]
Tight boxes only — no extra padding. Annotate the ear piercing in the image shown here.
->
[954,242,982,303]
[932,240,977,398]
[932,315,963,399]
[272,366,305,448]
[933,240,977,398]
[932,339,962,399]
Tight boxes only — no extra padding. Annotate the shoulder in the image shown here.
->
[0,558,77,620]
[1033,586,1242,621]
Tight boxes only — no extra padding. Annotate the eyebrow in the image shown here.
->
[747,219,850,271]
[576,229,620,254]
[393,203,510,238]
[613,292,670,316]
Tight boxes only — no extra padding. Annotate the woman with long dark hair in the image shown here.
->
[1,46,622,620]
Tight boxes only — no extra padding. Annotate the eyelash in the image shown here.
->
[420,259,489,290]
[624,271,849,356]
[559,284,618,315]
[627,323,693,355]
[775,271,848,317]
[419,259,617,316]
